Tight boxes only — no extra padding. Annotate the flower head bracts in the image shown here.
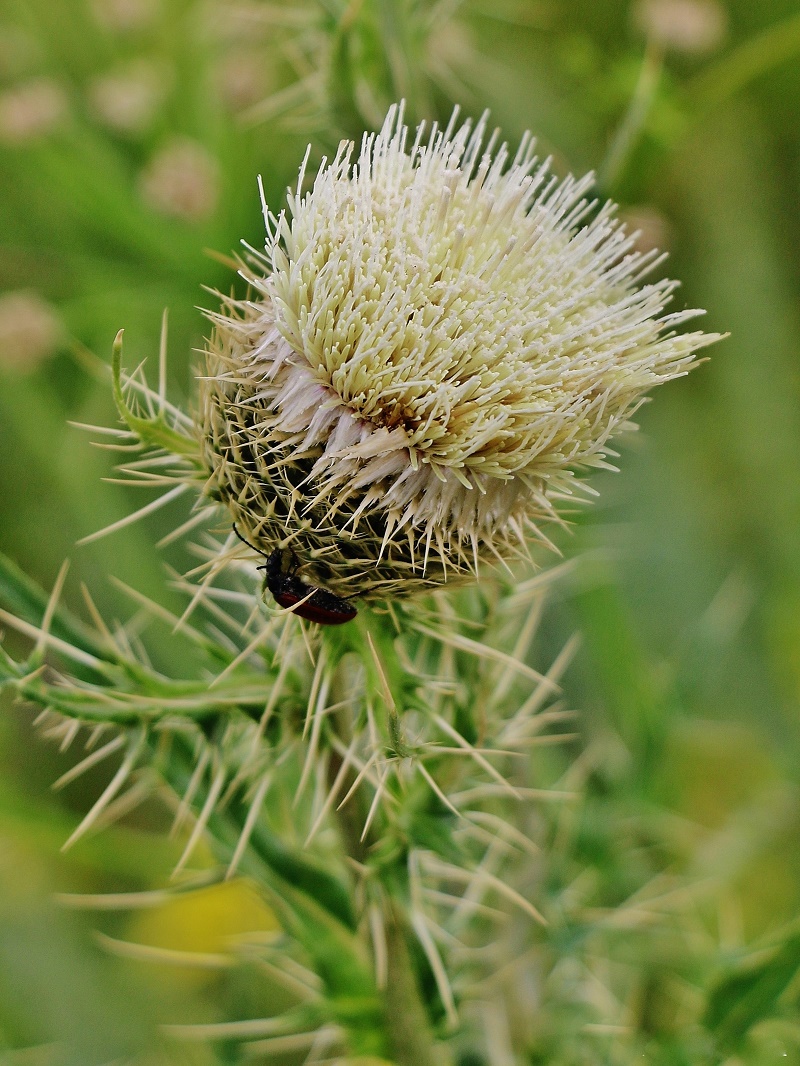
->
[202,103,721,600]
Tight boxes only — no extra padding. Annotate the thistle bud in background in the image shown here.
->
[633,0,728,55]
[201,104,720,602]
[0,289,63,371]
[139,137,219,222]
[0,78,67,143]
[87,59,169,135]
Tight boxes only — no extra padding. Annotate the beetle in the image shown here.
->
[232,525,357,626]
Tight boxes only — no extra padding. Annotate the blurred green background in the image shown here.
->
[2,0,800,1062]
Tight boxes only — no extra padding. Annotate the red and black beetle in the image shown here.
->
[233,525,357,626]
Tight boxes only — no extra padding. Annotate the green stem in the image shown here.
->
[384,902,441,1066]
[325,635,443,1066]
[689,11,800,114]
[599,40,664,193]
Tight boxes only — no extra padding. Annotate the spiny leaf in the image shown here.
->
[0,550,107,662]
[111,330,200,459]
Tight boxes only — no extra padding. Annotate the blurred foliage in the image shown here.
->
[1,0,800,1062]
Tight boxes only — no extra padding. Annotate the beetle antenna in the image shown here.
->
[232,523,268,560]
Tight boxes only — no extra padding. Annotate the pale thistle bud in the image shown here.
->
[0,78,67,143]
[0,289,63,370]
[139,137,219,222]
[88,59,168,135]
[201,104,721,604]
[633,0,728,55]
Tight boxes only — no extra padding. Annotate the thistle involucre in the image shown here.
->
[202,104,720,600]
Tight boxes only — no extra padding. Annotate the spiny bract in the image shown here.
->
[201,103,720,600]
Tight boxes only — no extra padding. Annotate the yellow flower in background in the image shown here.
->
[202,103,721,601]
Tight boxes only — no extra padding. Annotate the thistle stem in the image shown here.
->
[325,642,443,1066]
[383,902,441,1066]
[326,757,442,1064]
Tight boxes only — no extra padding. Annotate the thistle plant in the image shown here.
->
[0,104,722,1064]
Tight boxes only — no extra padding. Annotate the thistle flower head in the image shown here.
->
[202,103,720,600]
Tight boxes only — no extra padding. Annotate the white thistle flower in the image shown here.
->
[202,103,721,601]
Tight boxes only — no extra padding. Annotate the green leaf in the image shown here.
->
[248,820,358,932]
[704,935,800,1051]
[271,881,388,1058]
[165,734,360,932]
